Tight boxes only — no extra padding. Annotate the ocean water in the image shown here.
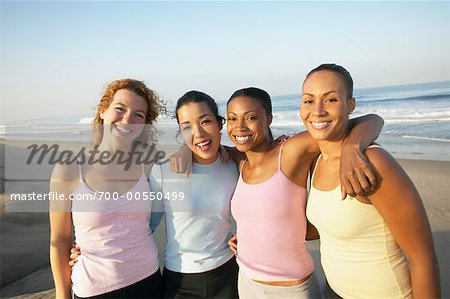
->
[2,81,450,161]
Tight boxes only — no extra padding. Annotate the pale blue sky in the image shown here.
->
[1,1,449,122]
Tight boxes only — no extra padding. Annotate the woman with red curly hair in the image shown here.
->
[50,79,166,299]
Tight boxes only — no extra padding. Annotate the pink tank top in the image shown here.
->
[231,143,314,281]
[71,164,159,297]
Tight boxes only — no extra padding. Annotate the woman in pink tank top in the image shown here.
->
[226,87,384,298]
[50,79,166,298]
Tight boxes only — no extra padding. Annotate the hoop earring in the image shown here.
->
[175,131,185,145]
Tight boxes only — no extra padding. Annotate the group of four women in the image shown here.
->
[50,64,440,298]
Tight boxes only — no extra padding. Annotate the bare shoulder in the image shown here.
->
[142,147,156,175]
[364,146,402,174]
[142,141,163,161]
[51,162,79,181]
[50,163,79,194]
[141,142,166,175]
[364,146,418,202]
[50,163,77,211]
[283,131,319,159]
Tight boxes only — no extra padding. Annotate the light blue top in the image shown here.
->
[150,157,238,273]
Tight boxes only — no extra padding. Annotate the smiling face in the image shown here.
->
[301,70,355,142]
[177,102,221,164]
[100,89,148,143]
[226,96,272,152]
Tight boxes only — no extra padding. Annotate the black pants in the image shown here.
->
[74,270,163,299]
[163,257,239,299]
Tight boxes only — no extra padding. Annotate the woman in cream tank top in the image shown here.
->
[301,63,440,298]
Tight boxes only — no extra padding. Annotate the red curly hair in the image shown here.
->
[92,79,166,144]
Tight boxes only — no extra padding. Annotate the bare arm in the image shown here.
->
[223,145,246,166]
[170,145,192,176]
[363,148,440,298]
[306,156,320,241]
[49,164,75,299]
[305,221,320,241]
[222,133,288,165]
[228,235,238,255]
[284,115,383,195]
[50,212,73,299]
[340,114,384,198]
[170,144,240,175]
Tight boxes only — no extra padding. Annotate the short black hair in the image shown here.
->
[227,87,273,140]
[305,63,354,99]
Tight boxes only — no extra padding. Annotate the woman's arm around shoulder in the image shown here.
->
[49,163,77,299]
[285,131,320,157]
[263,132,318,189]
[223,145,246,167]
[363,147,440,298]
[284,113,382,157]
[340,114,384,198]
[280,131,320,175]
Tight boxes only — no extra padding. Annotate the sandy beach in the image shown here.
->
[1,141,449,298]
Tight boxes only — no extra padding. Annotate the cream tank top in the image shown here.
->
[306,152,412,299]
[71,163,159,297]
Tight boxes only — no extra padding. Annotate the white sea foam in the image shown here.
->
[78,117,94,124]
[384,118,450,124]
[401,135,450,143]
[271,107,450,126]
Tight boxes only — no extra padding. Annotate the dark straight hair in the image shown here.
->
[175,90,225,129]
